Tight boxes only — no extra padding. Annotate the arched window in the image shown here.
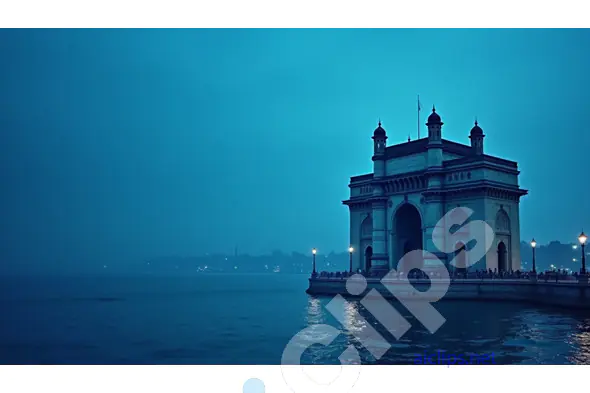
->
[495,209,511,234]
[361,215,373,239]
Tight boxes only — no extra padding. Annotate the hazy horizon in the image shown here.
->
[1,29,590,275]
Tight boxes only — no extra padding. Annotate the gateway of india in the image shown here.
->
[343,106,528,275]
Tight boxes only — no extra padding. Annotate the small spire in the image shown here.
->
[432,105,436,112]
[408,134,411,142]
[378,118,381,127]
[475,116,478,126]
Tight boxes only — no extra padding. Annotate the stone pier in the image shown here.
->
[307,277,590,310]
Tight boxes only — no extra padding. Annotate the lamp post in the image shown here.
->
[579,232,587,275]
[348,246,354,273]
[530,238,537,274]
[312,248,317,276]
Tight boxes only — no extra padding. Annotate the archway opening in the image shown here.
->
[394,203,423,269]
[360,215,373,273]
[365,246,373,272]
[497,241,507,273]
[403,241,412,255]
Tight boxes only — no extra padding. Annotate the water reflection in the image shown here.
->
[341,301,367,335]
[304,297,324,325]
[566,320,590,364]
[302,296,590,365]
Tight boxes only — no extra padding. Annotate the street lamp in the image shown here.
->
[578,232,587,274]
[348,246,354,273]
[531,238,537,274]
[312,248,317,276]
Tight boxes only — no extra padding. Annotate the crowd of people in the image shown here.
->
[312,267,580,281]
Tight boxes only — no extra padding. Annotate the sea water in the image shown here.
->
[1,274,589,364]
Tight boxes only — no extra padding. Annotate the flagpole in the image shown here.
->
[417,95,421,139]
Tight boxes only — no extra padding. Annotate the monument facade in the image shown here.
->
[343,107,528,274]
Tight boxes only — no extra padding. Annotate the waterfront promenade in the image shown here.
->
[307,270,590,309]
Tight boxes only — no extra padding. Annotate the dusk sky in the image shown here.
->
[1,29,589,273]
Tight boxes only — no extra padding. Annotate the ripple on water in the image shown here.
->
[466,338,497,345]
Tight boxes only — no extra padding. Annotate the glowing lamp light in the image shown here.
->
[530,239,537,248]
[573,245,578,250]
[349,246,354,253]
[579,232,588,245]
[312,248,317,255]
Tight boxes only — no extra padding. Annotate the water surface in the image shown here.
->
[1,274,589,364]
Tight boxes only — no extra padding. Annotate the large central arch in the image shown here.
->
[392,203,423,269]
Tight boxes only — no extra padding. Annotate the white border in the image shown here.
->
[0,0,589,27]
[0,365,583,393]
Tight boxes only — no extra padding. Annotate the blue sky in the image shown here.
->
[1,29,589,273]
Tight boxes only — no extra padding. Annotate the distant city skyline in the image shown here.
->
[1,29,590,274]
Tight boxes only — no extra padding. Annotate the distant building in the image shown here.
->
[343,107,527,274]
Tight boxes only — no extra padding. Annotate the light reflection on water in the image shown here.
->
[301,296,590,365]
[305,297,324,325]
[567,327,590,364]
[341,300,368,335]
